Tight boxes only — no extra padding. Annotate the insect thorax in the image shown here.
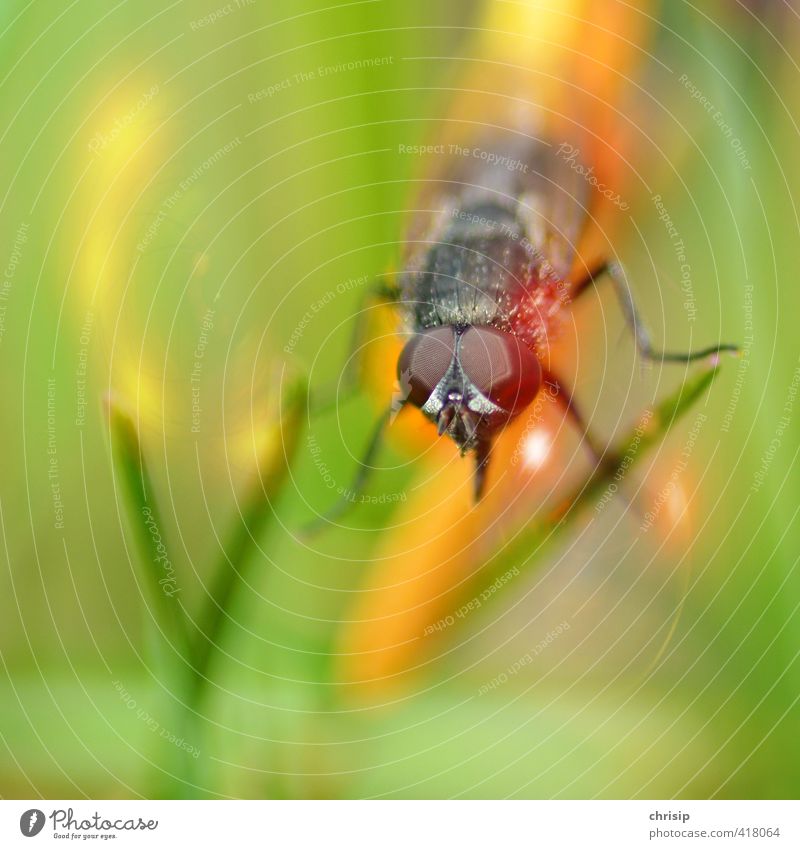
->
[400,198,563,352]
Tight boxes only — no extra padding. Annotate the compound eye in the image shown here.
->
[459,326,541,413]
[397,327,456,407]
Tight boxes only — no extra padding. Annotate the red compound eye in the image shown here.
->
[458,326,541,413]
[397,326,456,407]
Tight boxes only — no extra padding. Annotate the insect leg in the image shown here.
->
[302,405,393,535]
[541,369,608,466]
[311,275,400,414]
[473,435,502,502]
[543,369,642,518]
[570,260,739,363]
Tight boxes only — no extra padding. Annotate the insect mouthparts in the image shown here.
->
[437,405,456,436]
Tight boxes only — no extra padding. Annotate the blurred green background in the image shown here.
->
[1,0,798,799]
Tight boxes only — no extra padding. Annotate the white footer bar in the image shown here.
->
[2,800,797,848]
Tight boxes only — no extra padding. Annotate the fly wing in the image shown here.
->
[512,136,592,281]
[402,132,591,284]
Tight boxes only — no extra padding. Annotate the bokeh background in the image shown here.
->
[1,0,799,799]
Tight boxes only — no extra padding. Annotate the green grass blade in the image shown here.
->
[469,365,721,608]
[190,373,308,698]
[106,396,191,658]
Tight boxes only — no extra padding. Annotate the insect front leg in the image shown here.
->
[570,260,740,363]
[541,368,610,469]
[302,405,394,535]
[542,369,644,519]
[310,275,400,415]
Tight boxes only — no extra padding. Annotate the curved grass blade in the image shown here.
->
[465,364,722,611]
[105,396,191,659]
[189,373,308,702]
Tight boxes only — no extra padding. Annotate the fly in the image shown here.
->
[312,133,738,521]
